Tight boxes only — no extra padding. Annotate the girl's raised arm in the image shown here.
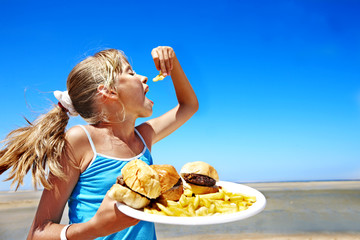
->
[140,46,199,145]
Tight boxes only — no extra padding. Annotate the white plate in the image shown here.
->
[116,181,266,225]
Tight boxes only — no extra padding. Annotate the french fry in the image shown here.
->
[224,193,231,202]
[153,71,165,82]
[209,203,216,214]
[200,198,211,208]
[183,189,193,197]
[215,202,237,213]
[179,195,191,207]
[156,202,175,216]
[168,205,191,217]
[238,205,247,211]
[166,200,179,207]
[193,195,200,209]
[195,206,209,216]
[144,208,167,216]
[228,195,244,202]
[187,202,195,215]
[244,195,257,203]
[199,191,224,201]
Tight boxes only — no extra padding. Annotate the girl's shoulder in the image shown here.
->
[65,125,89,145]
[64,125,94,170]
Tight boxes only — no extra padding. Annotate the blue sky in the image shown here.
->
[1,0,359,191]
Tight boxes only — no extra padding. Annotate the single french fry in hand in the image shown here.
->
[153,71,165,82]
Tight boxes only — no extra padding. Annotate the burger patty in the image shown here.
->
[182,173,216,187]
[116,175,126,185]
[174,178,183,187]
[116,176,151,200]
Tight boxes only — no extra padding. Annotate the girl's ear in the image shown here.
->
[97,85,118,100]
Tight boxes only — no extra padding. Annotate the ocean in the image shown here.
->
[0,181,359,239]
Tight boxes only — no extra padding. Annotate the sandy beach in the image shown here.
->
[161,233,360,240]
[1,181,359,240]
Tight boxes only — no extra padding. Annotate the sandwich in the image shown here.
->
[150,164,183,202]
[180,161,219,194]
[108,159,161,209]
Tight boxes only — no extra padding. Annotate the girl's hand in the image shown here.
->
[141,45,198,146]
[87,193,140,238]
[151,46,176,77]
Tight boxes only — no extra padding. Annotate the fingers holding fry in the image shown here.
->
[151,46,175,78]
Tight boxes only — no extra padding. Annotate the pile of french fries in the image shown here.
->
[144,188,256,217]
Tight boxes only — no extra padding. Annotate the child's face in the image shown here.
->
[114,64,153,118]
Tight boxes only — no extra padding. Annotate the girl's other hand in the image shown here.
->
[88,193,140,238]
[151,46,175,77]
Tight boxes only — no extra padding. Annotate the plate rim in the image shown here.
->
[116,181,266,225]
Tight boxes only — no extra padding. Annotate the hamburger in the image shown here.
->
[150,164,183,202]
[108,159,161,209]
[180,161,219,194]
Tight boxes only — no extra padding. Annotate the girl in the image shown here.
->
[0,46,198,239]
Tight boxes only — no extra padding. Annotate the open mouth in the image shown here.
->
[144,86,149,95]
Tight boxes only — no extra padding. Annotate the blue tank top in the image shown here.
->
[68,125,157,240]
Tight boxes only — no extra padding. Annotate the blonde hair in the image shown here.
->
[68,49,130,123]
[0,49,130,190]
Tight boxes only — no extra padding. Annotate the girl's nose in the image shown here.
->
[141,76,148,84]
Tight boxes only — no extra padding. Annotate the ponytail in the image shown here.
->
[0,48,130,190]
[0,105,70,190]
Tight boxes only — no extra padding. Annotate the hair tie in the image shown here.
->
[54,90,79,116]
[57,102,67,112]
